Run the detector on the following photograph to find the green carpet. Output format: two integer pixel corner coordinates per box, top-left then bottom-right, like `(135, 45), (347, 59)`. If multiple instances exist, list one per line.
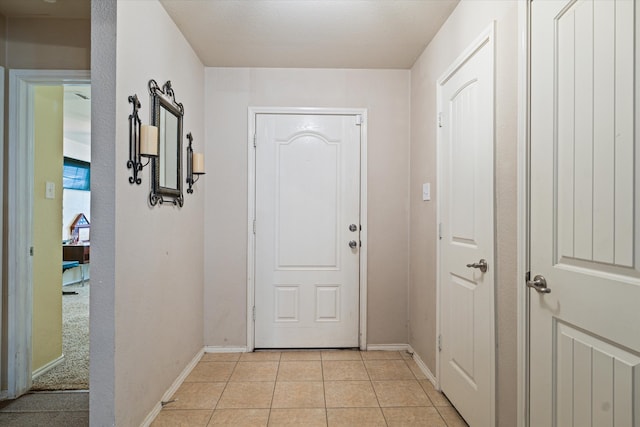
(31, 283), (89, 391)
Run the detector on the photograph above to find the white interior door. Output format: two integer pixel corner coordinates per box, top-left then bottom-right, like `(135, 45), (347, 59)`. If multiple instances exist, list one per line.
(438, 26), (495, 427)
(530, 1), (640, 425)
(254, 113), (361, 348)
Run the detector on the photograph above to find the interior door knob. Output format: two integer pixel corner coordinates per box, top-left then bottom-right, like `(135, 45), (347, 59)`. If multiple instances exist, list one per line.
(527, 275), (551, 294)
(348, 240), (358, 249)
(349, 224), (358, 232)
(466, 259), (488, 273)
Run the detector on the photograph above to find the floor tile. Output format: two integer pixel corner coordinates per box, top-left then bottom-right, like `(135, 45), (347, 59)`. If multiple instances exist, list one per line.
(372, 380), (431, 407)
(201, 353), (242, 362)
(185, 362), (236, 382)
(240, 352), (281, 362)
(324, 381), (379, 408)
(383, 407), (447, 426)
(151, 409), (212, 427)
(216, 382), (275, 409)
(322, 360), (369, 381)
(280, 351), (321, 361)
(321, 350), (362, 361)
(208, 408), (269, 426)
(271, 382), (325, 408)
(268, 408), (327, 426)
(437, 406), (469, 427)
(230, 362), (279, 382)
(326, 408), (386, 426)
(163, 382), (226, 410)
(364, 360), (415, 380)
(361, 350), (403, 360)
(277, 361), (323, 381)
(405, 359), (428, 379)
(419, 380), (451, 407)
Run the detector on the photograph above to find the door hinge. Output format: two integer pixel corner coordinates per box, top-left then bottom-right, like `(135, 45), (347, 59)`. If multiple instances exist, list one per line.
(438, 112), (443, 128)
(438, 223), (443, 240)
(253, 220), (256, 234)
(355, 115), (363, 126)
(29, 246), (34, 256)
(438, 335), (442, 352)
(253, 133), (257, 147)
(252, 306), (256, 321)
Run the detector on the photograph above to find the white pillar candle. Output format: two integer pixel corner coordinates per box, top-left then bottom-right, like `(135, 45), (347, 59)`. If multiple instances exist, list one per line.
(193, 153), (205, 174)
(140, 125), (158, 156)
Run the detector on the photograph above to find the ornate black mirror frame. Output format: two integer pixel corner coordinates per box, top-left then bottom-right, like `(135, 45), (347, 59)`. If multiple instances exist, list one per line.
(148, 79), (184, 207)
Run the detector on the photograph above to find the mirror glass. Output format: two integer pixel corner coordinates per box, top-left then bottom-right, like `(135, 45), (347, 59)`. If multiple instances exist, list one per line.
(148, 80), (184, 206)
(159, 106), (179, 190)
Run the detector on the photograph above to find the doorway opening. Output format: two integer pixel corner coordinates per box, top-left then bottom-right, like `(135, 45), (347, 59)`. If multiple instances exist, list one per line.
(5, 70), (90, 399)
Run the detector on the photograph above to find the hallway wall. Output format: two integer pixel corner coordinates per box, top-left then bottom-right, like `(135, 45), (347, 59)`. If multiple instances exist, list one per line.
(91, 0), (205, 425)
(204, 67), (411, 348)
(408, 1), (519, 426)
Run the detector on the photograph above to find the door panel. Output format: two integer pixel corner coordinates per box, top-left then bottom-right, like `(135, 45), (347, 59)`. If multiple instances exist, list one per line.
(254, 114), (360, 348)
(439, 26), (495, 427)
(530, 1), (640, 425)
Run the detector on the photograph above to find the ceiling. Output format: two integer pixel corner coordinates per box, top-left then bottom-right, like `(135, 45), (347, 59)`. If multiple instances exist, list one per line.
(160, 0), (459, 69)
(64, 85), (91, 147)
(0, 0), (459, 69)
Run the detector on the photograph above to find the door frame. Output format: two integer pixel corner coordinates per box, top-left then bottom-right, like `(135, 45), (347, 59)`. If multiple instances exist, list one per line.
(517, 2), (531, 427)
(5, 69), (90, 399)
(246, 107), (368, 351)
(435, 22), (496, 425)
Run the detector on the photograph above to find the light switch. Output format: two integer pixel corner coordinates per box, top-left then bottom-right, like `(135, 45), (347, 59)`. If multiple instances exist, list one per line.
(45, 181), (55, 199)
(422, 183), (431, 201)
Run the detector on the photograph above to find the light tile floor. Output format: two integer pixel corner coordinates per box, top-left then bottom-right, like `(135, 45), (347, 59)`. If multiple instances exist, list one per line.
(152, 350), (469, 426)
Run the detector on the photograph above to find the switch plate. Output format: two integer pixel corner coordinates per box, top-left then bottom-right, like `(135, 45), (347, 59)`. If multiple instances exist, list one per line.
(422, 183), (431, 201)
(45, 181), (55, 199)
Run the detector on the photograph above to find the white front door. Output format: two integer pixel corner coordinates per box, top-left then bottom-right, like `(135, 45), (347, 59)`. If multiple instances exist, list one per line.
(530, 1), (640, 425)
(254, 113), (361, 348)
(438, 26), (495, 427)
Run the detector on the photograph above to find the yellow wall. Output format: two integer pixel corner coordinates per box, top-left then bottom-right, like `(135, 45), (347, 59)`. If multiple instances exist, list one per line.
(32, 86), (64, 373)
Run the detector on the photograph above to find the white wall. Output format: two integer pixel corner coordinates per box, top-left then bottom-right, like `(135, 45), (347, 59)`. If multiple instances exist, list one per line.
(91, 0), (205, 425)
(408, 1), (519, 426)
(204, 68), (411, 348)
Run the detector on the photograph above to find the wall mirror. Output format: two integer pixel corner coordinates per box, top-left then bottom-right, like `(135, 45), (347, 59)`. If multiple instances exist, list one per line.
(149, 79), (184, 207)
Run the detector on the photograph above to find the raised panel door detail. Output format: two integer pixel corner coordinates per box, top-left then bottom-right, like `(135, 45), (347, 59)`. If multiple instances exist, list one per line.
(449, 81), (479, 247)
(555, 0), (636, 269)
(276, 135), (339, 270)
(315, 285), (340, 322)
(275, 286), (299, 322)
(448, 274), (477, 387)
(555, 322), (640, 427)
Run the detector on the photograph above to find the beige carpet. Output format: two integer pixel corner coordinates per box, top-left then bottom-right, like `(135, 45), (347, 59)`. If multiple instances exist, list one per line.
(31, 283), (89, 391)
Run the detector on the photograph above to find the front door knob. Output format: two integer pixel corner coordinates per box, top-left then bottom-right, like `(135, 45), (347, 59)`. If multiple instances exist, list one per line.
(348, 240), (358, 249)
(349, 224), (358, 232)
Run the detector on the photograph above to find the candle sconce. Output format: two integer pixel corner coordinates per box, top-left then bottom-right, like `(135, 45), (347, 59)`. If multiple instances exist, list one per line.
(127, 94), (158, 185)
(186, 132), (205, 194)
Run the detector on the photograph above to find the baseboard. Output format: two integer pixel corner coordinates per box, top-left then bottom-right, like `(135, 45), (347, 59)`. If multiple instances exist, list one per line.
(204, 346), (248, 353)
(407, 345), (438, 388)
(366, 343), (410, 352)
(32, 354), (65, 380)
(140, 347), (204, 427)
